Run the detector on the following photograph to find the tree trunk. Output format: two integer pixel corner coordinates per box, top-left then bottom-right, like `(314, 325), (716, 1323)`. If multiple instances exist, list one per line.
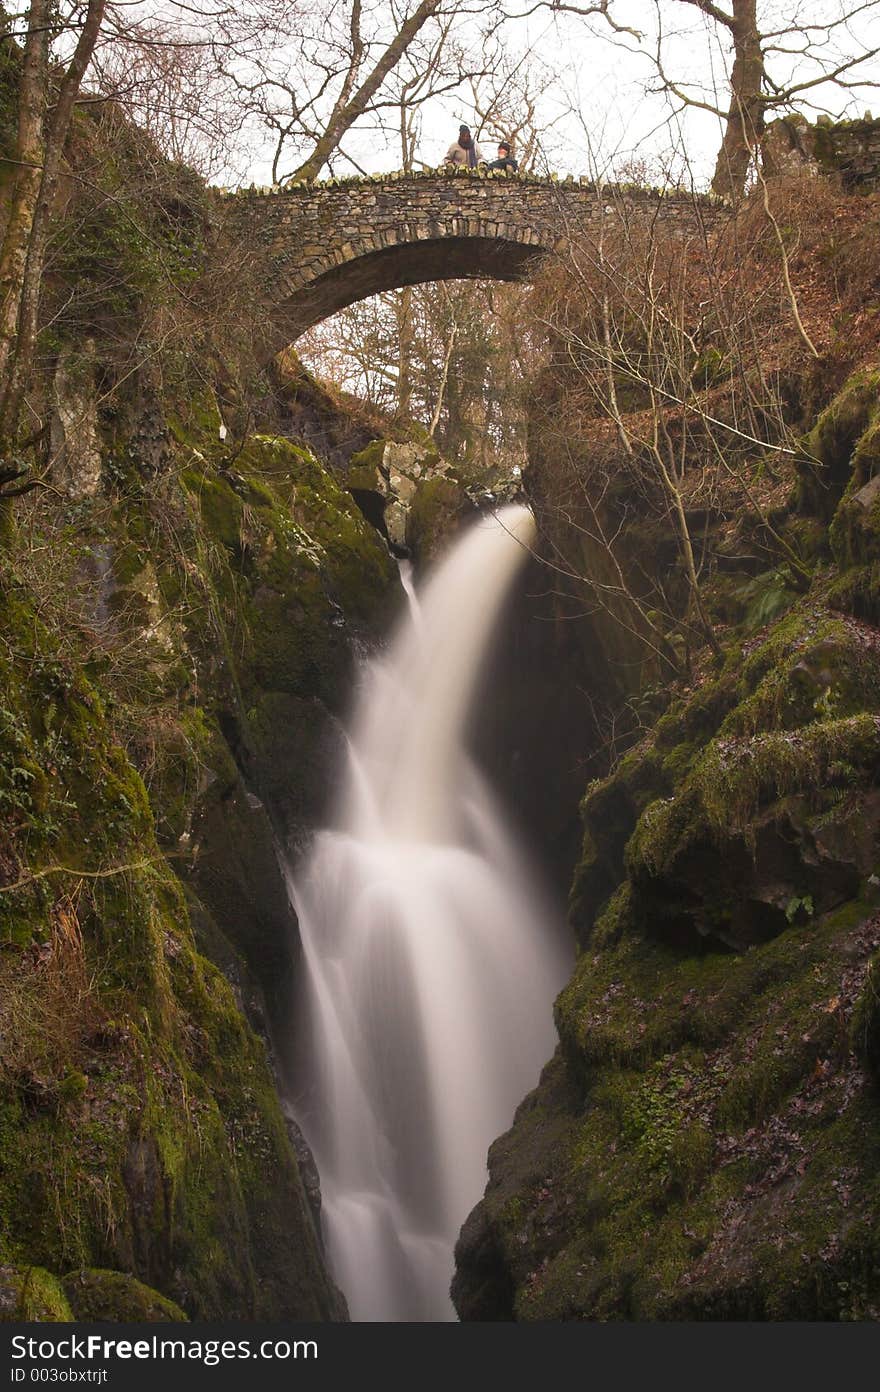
(0, 0), (107, 439)
(710, 0), (764, 200)
(395, 286), (414, 418)
(0, 0), (49, 395)
(429, 314), (456, 439)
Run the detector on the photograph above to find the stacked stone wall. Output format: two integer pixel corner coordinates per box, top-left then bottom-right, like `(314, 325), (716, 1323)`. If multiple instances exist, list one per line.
(218, 170), (722, 347)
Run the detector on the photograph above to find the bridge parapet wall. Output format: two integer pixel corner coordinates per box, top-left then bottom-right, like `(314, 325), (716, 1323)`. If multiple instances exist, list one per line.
(224, 171), (721, 289)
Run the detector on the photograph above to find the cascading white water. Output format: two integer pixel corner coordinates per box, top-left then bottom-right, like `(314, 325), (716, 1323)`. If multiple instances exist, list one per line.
(287, 505), (570, 1321)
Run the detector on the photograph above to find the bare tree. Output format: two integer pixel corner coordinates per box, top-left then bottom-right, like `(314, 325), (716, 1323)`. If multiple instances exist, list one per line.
(0, 0), (484, 504)
(225, 0), (484, 185)
(88, 20), (248, 181)
(467, 46), (569, 168)
(648, 0), (880, 198)
(504, 0), (880, 197)
(527, 175), (834, 670)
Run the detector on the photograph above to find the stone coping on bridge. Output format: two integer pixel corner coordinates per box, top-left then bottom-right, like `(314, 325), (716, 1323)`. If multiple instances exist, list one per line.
(219, 166), (725, 205)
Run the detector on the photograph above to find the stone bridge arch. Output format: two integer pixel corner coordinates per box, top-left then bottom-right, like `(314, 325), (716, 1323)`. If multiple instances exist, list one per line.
(221, 171), (719, 357)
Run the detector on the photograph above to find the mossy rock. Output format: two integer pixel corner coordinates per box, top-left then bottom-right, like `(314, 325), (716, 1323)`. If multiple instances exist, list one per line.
(168, 389), (223, 446)
(181, 469), (245, 553)
(456, 893), (880, 1321)
(0, 1266), (73, 1321)
(406, 476), (474, 564)
(567, 604), (879, 948)
(457, 553), (880, 1320)
(186, 751), (298, 998)
(799, 367), (880, 522)
(829, 562), (880, 625)
(161, 438), (397, 743)
(598, 596), (880, 949)
(569, 747), (669, 943)
(625, 715), (880, 949)
(346, 439), (388, 493)
(62, 1268), (188, 1322)
(245, 690), (338, 843)
(829, 430), (880, 568)
(0, 571), (340, 1320)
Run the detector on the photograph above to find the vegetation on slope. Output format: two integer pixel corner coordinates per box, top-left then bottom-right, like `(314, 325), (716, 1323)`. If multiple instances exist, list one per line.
(0, 92), (406, 1318)
(453, 182), (880, 1321)
(0, 399), (401, 1317)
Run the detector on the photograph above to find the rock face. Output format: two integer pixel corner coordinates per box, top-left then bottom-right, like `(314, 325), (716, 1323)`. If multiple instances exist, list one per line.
(453, 368), (880, 1323)
(345, 436), (474, 557)
(62, 1270), (188, 1322)
(454, 599), (880, 1319)
(50, 342), (102, 498)
(0, 395), (399, 1320)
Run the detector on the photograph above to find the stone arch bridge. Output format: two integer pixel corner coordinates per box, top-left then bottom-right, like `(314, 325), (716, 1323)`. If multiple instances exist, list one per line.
(220, 170), (719, 357)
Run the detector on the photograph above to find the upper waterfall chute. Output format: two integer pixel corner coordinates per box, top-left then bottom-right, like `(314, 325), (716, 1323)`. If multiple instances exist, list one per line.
(350, 504), (536, 843)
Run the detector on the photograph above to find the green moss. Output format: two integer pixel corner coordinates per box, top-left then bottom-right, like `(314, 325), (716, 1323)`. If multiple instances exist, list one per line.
(0, 546), (340, 1318)
(459, 519), (880, 1320)
(0, 1267), (74, 1321)
(56, 1071), (89, 1105)
(63, 1268), (188, 1322)
(168, 437), (397, 727)
(168, 389), (222, 445)
(690, 345), (726, 389)
(590, 884), (633, 950)
(829, 460), (880, 573)
(470, 890), (880, 1322)
(630, 713), (880, 880)
(569, 747), (669, 942)
(660, 740), (699, 783)
(800, 367), (880, 521)
(406, 476), (473, 562)
(828, 563), (880, 625)
(50, 140), (207, 336)
(668, 1121), (715, 1195)
(181, 470), (244, 552)
(346, 439), (387, 492)
(604, 600), (880, 947)
(113, 541), (149, 586)
(142, 705), (215, 846)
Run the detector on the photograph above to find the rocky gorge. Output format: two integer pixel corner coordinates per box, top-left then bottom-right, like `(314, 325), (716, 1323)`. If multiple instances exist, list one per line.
(1, 67), (880, 1322)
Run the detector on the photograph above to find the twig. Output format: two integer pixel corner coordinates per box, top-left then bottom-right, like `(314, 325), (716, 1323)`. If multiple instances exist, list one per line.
(0, 854), (182, 896)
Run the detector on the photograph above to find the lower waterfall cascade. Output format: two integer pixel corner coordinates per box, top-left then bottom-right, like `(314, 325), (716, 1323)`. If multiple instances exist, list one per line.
(287, 505), (571, 1321)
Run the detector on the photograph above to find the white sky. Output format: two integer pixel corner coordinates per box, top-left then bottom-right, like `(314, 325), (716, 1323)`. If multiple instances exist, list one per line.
(236, 0), (880, 189)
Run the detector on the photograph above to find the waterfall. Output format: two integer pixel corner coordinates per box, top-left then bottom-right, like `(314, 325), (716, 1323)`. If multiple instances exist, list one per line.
(286, 505), (570, 1321)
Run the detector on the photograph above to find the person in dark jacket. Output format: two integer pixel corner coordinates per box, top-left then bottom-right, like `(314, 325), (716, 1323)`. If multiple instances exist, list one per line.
(486, 140), (518, 172)
(444, 124), (481, 167)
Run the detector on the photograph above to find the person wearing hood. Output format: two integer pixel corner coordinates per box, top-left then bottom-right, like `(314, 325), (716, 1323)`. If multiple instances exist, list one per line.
(486, 140), (518, 172)
(444, 124), (481, 168)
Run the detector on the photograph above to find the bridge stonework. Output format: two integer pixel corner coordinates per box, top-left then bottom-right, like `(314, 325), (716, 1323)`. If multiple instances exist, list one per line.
(221, 169), (721, 355)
